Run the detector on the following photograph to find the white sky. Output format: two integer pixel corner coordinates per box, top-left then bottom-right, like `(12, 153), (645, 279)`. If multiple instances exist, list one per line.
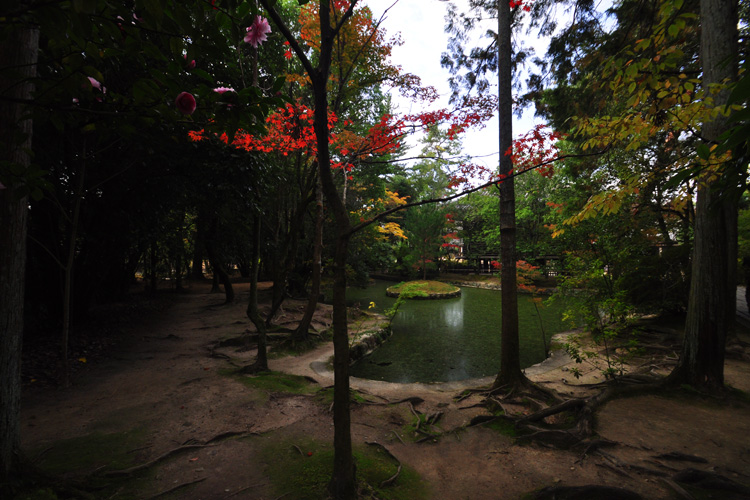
(364, 0), (548, 170)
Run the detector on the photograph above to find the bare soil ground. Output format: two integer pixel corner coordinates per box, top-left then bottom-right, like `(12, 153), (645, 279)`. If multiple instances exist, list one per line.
(20, 280), (750, 499)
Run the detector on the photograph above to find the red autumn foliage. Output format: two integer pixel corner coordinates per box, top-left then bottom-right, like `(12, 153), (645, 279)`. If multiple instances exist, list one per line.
(504, 124), (562, 178)
(509, 0), (532, 12)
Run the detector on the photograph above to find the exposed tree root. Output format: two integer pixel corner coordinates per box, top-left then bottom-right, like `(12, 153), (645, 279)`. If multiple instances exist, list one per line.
(365, 441), (402, 488)
(672, 467), (750, 496)
(103, 430), (256, 478)
(103, 444), (214, 477)
(654, 451), (708, 464)
(144, 477), (206, 499)
(206, 430), (260, 444)
(355, 395), (425, 407)
(467, 373), (666, 449)
(238, 360), (271, 375)
(222, 482), (266, 499)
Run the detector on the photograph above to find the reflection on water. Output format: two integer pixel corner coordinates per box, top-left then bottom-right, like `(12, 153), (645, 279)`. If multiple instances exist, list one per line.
(345, 280), (570, 383)
(442, 301), (464, 330)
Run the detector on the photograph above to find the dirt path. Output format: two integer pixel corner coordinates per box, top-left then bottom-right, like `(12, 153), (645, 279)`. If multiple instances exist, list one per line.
(20, 282), (750, 499)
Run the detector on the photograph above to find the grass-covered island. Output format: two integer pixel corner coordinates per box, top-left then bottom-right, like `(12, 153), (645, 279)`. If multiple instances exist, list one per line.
(385, 280), (461, 299)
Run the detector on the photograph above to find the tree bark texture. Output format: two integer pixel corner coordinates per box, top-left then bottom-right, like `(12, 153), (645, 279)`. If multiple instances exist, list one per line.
(493, 0), (523, 388)
(0, 19), (39, 483)
(671, 0), (738, 389)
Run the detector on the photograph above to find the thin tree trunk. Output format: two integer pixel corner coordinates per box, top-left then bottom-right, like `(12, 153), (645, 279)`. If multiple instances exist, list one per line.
(205, 218), (234, 304)
(260, 1), (358, 496)
(206, 250), (234, 303)
(311, 5), (356, 494)
(493, 0), (524, 388)
(174, 212), (186, 291)
(265, 192), (311, 327)
(294, 176), (324, 341)
(244, 215), (268, 372)
(669, 0), (738, 390)
(60, 142), (87, 388)
(0, 18), (39, 486)
(191, 215), (207, 280)
(191, 239), (205, 280)
(149, 241), (158, 292)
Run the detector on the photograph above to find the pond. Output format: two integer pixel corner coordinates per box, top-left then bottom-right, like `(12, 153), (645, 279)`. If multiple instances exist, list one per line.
(344, 280), (571, 383)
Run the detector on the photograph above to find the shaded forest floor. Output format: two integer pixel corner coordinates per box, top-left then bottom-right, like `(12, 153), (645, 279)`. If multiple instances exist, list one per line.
(19, 280), (750, 499)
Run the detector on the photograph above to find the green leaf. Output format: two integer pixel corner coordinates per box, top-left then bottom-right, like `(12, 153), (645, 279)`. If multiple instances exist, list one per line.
(191, 68), (215, 84)
(143, 0), (165, 25)
(271, 76), (285, 93)
(237, 1), (252, 20)
(696, 143), (711, 160)
(728, 72), (750, 106)
(664, 168), (696, 190)
(72, 0), (97, 13)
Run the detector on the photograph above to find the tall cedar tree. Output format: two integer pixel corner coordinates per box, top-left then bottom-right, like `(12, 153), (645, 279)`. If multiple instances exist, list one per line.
(668, 0), (739, 390)
(494, 0), (525, 387)
(0, 16), (39, 485)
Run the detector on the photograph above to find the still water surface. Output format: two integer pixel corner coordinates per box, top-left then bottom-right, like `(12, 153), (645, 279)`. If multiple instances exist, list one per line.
(345, 280), (570, 383)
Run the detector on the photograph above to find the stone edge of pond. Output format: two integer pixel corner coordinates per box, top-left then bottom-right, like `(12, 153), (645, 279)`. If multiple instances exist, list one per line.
(446, 281), (501, 291)
(348, 318), (392, 364)
(445, 281), (558, 295)
(385, 287), (462, 299)
(309, 330), (579, 392)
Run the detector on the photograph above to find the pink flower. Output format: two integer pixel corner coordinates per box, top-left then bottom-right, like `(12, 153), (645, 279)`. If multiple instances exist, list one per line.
(87, 76), (104, 93)
(244, 16), (271, 48)
(175, 92), (196, 115)
(213, 87), (235, 94)
(184, 54), (196, 69)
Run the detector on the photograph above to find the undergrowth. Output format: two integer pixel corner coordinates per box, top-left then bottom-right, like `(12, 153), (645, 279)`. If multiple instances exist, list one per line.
(13, 427), (152, 499)
(226, 369), (319, 395)
(260, 436), (429, 500)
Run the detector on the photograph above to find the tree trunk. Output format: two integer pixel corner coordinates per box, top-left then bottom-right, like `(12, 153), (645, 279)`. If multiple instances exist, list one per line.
(312, 5), (356, 496)
(205, 218), (234, 304)
(60, 144), (87, 388)
(265, 191), (311, 327)
(294, 176), (324, 341)
(149, 241), (158, 292)
(0, 19), (39, 486)
(207, 251), (234, 303)
(261, 1), (358, 496)
(244, 215), (268, 372)
(191, 241), (205, 280)
(328, 230), (356, 500)
(669, 0), (738, 390)
(493, 0), (524, 388)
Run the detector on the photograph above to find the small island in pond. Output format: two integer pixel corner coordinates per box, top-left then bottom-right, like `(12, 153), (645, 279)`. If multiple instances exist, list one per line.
(385, 280), (461, 299)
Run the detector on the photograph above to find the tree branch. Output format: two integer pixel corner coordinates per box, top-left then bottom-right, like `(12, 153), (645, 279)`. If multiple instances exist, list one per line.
(348, 147), (610, 235)
(259, 0), (315, 79)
